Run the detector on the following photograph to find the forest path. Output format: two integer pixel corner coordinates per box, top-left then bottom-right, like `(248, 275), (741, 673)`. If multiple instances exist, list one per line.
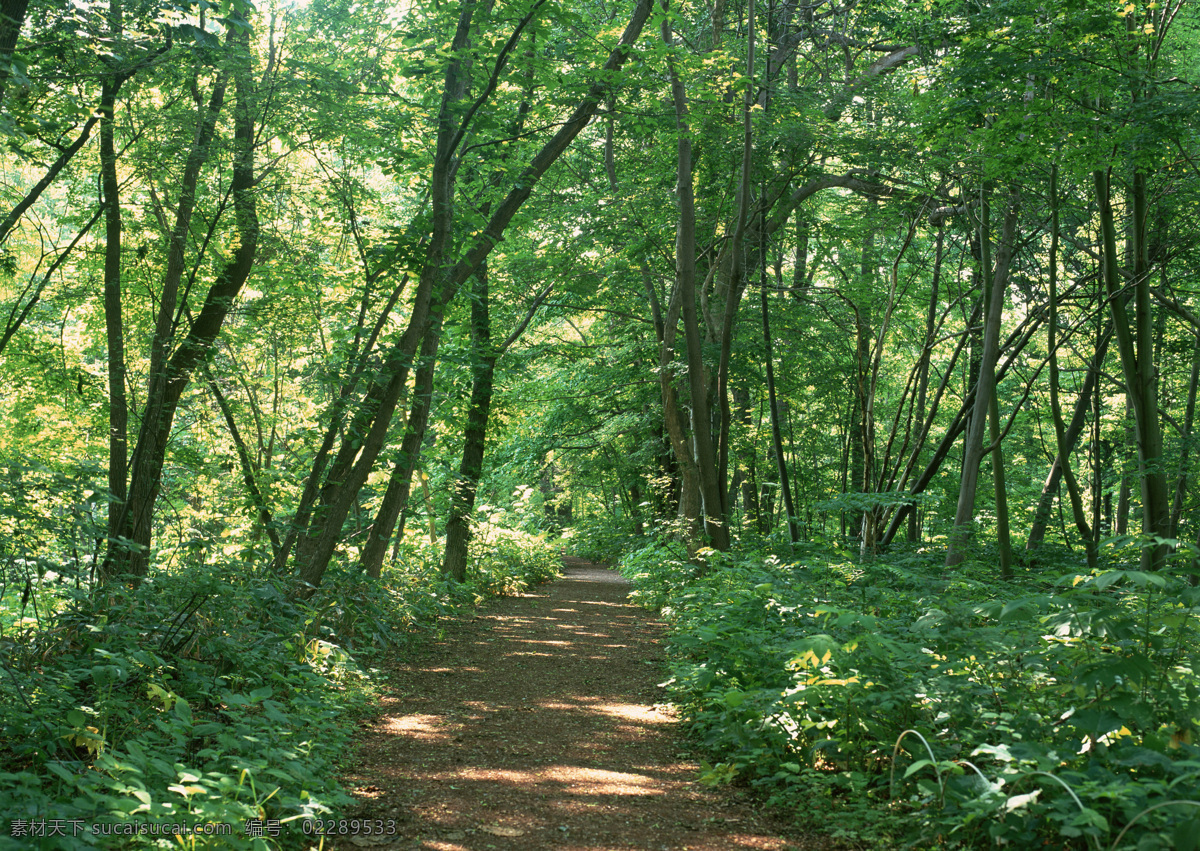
(331, 558), (824, 851)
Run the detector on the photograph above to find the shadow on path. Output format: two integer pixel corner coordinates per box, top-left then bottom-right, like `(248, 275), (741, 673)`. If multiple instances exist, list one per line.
(333, 559), (817, 850)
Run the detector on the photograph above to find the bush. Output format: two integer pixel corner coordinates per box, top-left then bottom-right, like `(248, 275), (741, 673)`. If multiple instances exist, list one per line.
(618, 536), (1200, 848)
(0, 523), (562, 849)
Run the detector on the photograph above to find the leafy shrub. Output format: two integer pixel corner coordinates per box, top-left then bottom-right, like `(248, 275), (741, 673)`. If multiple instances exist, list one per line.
(618, 536), (1200, 848)
(0, 522), (561, 849)
(466, 523), (561, 597)
(563, 514), (643, 564)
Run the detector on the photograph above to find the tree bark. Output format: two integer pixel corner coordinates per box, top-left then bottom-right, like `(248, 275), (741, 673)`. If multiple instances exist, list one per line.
(104, 25), (258, 583)
(661, 3), (729, 552)
(946, 188), (1019, 568)
(762, 281), (798, 544)
(359, 313), (445, 578)
(100, 76), (127, 554)
(442, 263), (496, 583)
(1095, 167), (1170, 569)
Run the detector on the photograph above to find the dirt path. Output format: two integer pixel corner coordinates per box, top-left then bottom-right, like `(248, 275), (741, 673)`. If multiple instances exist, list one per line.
(331, 559), (820, 851)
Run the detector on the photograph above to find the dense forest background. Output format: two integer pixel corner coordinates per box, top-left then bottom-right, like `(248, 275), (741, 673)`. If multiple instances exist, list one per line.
(1, 0), (1199, 847)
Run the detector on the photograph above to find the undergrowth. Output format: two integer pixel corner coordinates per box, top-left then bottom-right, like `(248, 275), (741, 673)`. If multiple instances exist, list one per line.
(0, 526), (560, 849)
(616, 533), (1200, 849)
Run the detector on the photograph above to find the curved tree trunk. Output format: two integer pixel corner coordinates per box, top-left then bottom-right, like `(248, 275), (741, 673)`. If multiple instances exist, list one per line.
(104, 26), (258, 583)
(359, 314), (444, 578)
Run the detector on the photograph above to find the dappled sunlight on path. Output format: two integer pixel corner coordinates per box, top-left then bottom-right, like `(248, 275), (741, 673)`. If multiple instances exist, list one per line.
(334, 559), (819, 850)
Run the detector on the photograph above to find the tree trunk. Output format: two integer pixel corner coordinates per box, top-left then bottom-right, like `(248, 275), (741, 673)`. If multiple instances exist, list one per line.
(359, 314), (444, 578)
(946, 188), (1019, 568)
(103, 26), (258, 583)
(99, 76), (127, 555)
(908, 226), (942, 542)
(661, 8), (729, 552)
(1024, 329), (1109, 551)
(762, 281), (798, 544)
(442, 264), (497, 583)
(1169, 329), (1200, 538)
(988, 389), (1014, 577)
(1095, 167), (1170, 569)
(0, 0), (29, 108)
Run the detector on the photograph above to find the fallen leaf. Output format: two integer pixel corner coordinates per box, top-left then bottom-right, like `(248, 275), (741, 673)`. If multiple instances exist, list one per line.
(479, 825), (525, 837)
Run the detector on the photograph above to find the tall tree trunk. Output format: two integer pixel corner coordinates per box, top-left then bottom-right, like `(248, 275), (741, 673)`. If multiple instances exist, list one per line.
(359, 314), (444, 578)
(104, 26), (258, 583)
(442, 264), (497, 583)
(1041, 166), (1097, 568)
(946, 188), (1019, 568)
(762, 281), (798, 544)
(1095, 167), (1170, 569)
(1024, 329), (1110, 551)
(1169, 330), (1200, 538)
(908, 226), (942, 542)
(661, 5), (729, 552)
(99, 75), (127, 554)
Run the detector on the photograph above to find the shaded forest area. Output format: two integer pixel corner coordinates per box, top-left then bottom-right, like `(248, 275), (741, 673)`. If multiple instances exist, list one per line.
(1, 0), (1198, 846)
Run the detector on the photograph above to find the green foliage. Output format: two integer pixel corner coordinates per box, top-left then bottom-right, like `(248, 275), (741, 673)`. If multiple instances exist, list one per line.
(464, 522), (561, 599)
(0, 525), (559, 849)
(563, 513), (644, 564)
(615, 536), (1200, 848)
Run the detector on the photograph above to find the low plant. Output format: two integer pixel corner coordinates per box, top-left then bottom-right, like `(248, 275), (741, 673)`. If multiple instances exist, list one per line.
(614, 534), (1200, 848)
(0, 520), (562, 849)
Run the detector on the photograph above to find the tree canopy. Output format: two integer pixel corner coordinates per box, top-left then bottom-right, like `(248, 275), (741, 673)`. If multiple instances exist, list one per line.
(2, 0), (1200, 846)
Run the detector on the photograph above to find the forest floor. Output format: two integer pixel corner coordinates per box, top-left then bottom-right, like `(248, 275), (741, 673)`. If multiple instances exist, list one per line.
(326, 558), (837, 851)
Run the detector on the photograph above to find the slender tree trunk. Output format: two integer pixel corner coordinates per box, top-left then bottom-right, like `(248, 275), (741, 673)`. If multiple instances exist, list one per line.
(908, 227), (942, 542)
(661, 6), (728, 552)
(1024, 330), (1109, 551)
(762, 281), (798, 544)
(104, 27), (258, 583)
(947, 188), (1019, 568)
(988, 390), (1014, 577)
(203, 364), (281, 559)
(0, 116), (99, 247)
(1169, 330), (1200, 537)
(1095, 167), (1170, 569)
(359, 314), (444, 578)
(99, 77), (127, 553)
(1037, 166), (1097, 568)
(442, 264), (497, 583)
